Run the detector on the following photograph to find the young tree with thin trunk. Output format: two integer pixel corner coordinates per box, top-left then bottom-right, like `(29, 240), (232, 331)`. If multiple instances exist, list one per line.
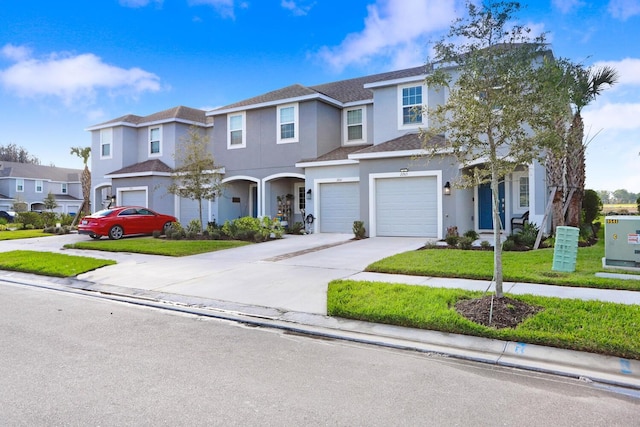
(423, 1), (561, 298)
(70, 146), (92, 217)
(167, 126), (222, 233)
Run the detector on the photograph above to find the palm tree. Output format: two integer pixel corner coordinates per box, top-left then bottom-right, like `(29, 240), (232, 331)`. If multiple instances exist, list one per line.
(564, 65), (618, 227)
(70, 146), (91, 218)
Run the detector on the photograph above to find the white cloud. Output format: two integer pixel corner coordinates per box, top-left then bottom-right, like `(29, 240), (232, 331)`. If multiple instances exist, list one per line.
(583, 102), (640, 131)
(316, 0), (459, 72)
(0, 46), (161, 106)
(1, 44), (31, 62)
(188, 0), (247, 19)
(593, 58), (640, 87)
(551, 0), (585, 14)
(119, 0), (163, 8)
(608, 0), (640, 20)
(281, 0), (315, 16)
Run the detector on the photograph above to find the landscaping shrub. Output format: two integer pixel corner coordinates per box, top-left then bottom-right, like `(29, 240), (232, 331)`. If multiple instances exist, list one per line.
(353, 220), (366, 239)
(458, 236), (474, 250)
(513, 222), (539, 248)
(41, 211), (57, 227)
(59, 213), (75, 226)
(289, 221), (304, 235)
(16, 212), (43, 229)
(445, 235), (459, 247)
(480, 240), (491, 250)
(463, 229), (479, 241)
(187, 219), (202, 234)
(502, 238), (515, 251)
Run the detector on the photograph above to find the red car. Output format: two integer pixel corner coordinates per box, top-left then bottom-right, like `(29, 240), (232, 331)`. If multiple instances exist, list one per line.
(78, 206), (177, 240)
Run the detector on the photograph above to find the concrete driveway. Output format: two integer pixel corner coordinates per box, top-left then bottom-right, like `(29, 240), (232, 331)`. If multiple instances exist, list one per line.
(42, 233), (426, 315)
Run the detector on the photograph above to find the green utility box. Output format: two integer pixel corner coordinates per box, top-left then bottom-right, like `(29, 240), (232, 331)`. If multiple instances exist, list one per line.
(552, 226), (579, 273)
(604, 216), (640, 269)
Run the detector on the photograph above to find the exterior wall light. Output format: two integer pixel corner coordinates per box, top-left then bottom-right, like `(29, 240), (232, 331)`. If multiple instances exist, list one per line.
(306, 189), (312, 199)
(444, 181), (451, 195)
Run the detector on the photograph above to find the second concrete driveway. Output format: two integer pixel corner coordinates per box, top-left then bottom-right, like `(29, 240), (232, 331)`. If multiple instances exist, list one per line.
(76, 233), (427, 314)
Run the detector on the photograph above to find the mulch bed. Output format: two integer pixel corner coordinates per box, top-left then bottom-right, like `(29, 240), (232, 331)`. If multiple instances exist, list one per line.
(455, 295), (543, 329)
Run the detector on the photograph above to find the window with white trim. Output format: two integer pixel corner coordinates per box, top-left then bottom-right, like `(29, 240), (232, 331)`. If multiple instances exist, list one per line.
(294, 182), (306, 214)
(228, 112), (246, 149)
(399, 84), (424, 128)
(35, 180), (43, 193)
(100, 128), (112, 159)
(16, 179), (24, 192)
(344, 107), (366, 144)
(277, 104), (298, 143)
(61, 183), (68, 194)
(149, 126), (162, 156)
(519, 176), (529, 208)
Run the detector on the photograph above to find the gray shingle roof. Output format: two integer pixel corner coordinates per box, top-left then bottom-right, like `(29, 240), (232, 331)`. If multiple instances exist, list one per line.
(0, 161), (82, 181)
(107, 159), (173, 175)
(299, 145), (372, 163)
(213, 65), (428, 112)
(352, 133), (445, 154)
(93, 105), (208, 127)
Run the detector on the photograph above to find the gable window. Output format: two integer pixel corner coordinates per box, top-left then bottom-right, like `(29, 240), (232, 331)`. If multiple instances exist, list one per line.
(35, 180), (43, 193)
(344, 107), (366, 144)
(61, 183), (68, 194)
(100, 128), (112, 159)
(399, 84), (424, 128)
(149, 126), (162, 156)
(277, 103), (298, 143)
(519, 176), (529, 208)
(228, 112), (246, 149)
(16, 179), (24, 192)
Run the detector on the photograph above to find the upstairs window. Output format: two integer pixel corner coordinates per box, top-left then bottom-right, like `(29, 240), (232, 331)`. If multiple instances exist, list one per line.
(35, 180), (43, 193)
(399, 84), (423, 127)
(277, 104), (298, 143)
(16, 179), (24, 192)
(228, 112), (246, 149)
(149, 126), (162, 156)
(100, 128), (112, 159)
(344, 107), (366, 144)
(61, 183), (68, 194)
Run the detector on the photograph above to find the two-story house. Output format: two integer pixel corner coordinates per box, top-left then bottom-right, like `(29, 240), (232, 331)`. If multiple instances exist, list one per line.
(0, 161), (83, 215)
(87, 65), (547, 238)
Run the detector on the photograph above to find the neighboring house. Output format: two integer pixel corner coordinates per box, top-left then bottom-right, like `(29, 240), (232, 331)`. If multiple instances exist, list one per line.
(0, 161), (83, 215)
(87, 65), (547, 238)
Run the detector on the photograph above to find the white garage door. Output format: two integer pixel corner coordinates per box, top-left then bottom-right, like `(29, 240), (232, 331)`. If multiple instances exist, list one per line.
(376, 176), (438, 237)
(319, 182), (359, 233)
(180, 197), (202, 226)
(120, 190), (146, 207)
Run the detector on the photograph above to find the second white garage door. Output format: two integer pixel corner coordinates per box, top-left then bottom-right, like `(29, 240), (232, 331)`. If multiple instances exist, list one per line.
(319, 182), (359, 233)
(119, 190), (146, 207)
(375, 176), (438, 237)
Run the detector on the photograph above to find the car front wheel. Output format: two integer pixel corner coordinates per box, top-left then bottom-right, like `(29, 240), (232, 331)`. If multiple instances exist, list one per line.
(108, 225), (124, 240)
(163, 222), (173, 235)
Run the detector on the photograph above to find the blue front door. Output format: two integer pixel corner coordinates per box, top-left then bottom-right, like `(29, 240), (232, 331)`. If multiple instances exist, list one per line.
(478, 181), (505, 230)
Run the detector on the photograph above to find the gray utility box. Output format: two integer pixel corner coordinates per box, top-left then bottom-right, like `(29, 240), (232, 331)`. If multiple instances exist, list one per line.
(604, 215), (640, 269)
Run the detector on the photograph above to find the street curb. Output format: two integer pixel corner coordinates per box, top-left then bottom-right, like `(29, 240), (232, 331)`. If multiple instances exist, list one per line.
(3, 272), (638, 391)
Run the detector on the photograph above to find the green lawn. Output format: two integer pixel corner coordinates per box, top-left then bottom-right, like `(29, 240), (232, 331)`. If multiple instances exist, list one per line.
(327, 280), (640, 359)
(0, 229), (54, 240)
(366, 236), (640, 291)
(64, 237), (251, 256)
(0, 250), (116, 277)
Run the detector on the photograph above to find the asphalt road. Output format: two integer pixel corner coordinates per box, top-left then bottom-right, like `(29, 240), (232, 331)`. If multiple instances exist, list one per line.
(1, 281), (638, 426)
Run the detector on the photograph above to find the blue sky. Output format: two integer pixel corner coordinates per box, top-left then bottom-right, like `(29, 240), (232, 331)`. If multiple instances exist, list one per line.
(1, 0), (638, 192)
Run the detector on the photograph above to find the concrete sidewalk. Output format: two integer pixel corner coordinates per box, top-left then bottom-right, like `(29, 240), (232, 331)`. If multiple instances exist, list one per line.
(1, 232), (639, 391)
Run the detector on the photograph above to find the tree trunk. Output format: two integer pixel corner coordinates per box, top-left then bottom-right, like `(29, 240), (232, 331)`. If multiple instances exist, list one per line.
(546, 150), (565, 233)
(491, 167), (504, 298)
(565, 114), (585, 227)
(81, 166), (91, 216)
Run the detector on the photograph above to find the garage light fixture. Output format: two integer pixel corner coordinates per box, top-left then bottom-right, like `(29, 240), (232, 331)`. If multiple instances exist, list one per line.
(444, 182), (451, 195)
(306, 189), (312, 199)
